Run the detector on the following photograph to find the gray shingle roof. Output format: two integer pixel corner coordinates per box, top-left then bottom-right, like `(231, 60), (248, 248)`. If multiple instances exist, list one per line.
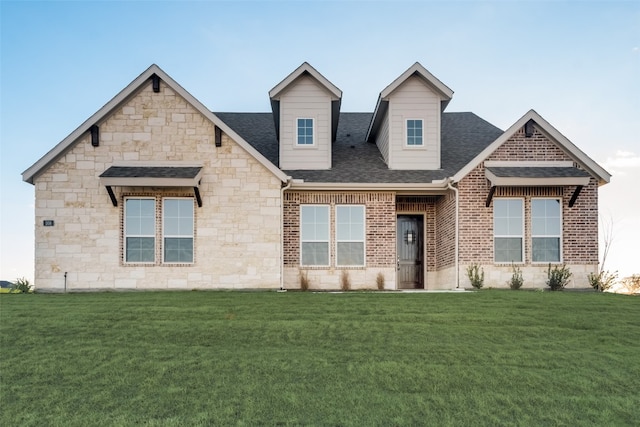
(100, 166), (202, 179)
(215, 112), (503, 183)
(486, 167), (591, 179)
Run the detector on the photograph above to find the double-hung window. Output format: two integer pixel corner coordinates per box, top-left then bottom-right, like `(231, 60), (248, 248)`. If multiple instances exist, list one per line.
(124, 197), (195, 264)
(532, 199), (562, 263)
(124, 198), (156, 263)
(297, 118), (314, 146)
(300, 205), (329, 266)
(336, 205), (365, 266)
(406, 119), (423, 146)
(163, 198), (194, 263)
(494, 199), (524, 263)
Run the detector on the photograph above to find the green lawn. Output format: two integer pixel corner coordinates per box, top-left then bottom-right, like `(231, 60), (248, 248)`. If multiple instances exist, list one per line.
(1, 291), (639, 426)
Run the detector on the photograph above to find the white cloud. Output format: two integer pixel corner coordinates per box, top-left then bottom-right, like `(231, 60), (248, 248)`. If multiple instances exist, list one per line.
(603, 150), (640, 175)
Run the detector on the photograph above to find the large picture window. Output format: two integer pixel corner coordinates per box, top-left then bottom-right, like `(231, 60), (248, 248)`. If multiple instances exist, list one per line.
(163, 198), (194, 263)
(336, 205), (365, 266)
(494, 199), (523, 263)
(406, 119), (423, 146)
(124, 198), (156, 263)
(300, 205), (329, 266)
(296, 118), (314, 145)
(532, 198), (562, 263)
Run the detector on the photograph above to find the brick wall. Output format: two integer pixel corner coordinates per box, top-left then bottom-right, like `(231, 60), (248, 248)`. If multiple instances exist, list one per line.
(283, 191), (396, 268)
(435, 192), (456, 269)
(455, 126), (599, 287)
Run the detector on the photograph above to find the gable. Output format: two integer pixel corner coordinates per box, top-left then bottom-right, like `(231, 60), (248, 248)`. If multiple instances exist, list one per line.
(23, 65), (287, 185)
(452, 110), (611, 185)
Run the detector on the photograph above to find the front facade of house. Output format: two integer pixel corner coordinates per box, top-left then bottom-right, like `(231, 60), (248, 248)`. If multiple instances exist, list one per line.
(23, 63), (610, 291)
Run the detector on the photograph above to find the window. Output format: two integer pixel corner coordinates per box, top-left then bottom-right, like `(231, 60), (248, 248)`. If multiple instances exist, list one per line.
(124, 198), (156, 263)
(163, 198), (194, 263)
(406, 119), (423, 146)
(297, 118), (314, 145)
(300, 205), (329, 265)
(532, 199), (561, 263)
(494, 199), (523, 263)
(336, 205), (365, 266)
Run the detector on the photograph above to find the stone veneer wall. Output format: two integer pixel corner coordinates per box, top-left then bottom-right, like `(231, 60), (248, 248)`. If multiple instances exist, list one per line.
(33, 81), (283, 291)
(456, 126), (599, 288)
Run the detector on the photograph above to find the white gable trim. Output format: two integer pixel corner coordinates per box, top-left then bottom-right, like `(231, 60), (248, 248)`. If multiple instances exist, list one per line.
(22, 64), (288, 184)
(268, 62), (342, 100)
(366, 62), (453, 143)
(380, 62), (453, 101)
(452, 110), (611, 185)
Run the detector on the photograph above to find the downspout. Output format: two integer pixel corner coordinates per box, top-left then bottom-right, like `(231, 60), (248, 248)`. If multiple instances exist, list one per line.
(279, 177), (293, 291)
(447, 180), (460, 288)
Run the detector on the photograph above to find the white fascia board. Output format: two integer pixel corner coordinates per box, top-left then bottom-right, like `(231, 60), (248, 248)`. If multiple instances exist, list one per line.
(453, 109), (611, 185)
(528, 113), (611, 185)
(288, 181), (449, 193)
(22, 65), (162, 184)
(100, 176), (200, 187)
(484, 160), (574, 168)
(485, 169), (591, 187)
(268, 62), (342, 100)
(111, 161), (204, 167)
(23, 64), (289, 185)
(380, 62), (453, 101)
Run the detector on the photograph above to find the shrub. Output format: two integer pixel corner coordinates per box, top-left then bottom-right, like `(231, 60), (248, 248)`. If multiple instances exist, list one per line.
(508, 264), (524, 290)
(620, 274), (640, 294)
(587, 270), (618, 292)
(546, 264), (572, 291)
(376, 272), (385, 290)
(299, 270), (310, 291)
(12, 277), (31, 294)
(466, 263), (484, 289)
(340, 270), (351, 291)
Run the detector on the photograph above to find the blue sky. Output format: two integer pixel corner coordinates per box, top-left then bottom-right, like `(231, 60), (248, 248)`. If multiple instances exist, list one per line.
(1, 1), (639, 283)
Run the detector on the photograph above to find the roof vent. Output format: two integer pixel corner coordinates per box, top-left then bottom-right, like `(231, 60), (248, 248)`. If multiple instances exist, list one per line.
(152, 74), (161, 93)
(524, 119), (535, 138)
(90, 125), (99, 147)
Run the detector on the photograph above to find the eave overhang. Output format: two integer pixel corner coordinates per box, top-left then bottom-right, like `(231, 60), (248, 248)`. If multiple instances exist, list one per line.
(99, 165), (204, 207)
(366, 62), (453, 143)
(484, 165), (592, 208)
(453, 110), (611, 186)
(22, 64), (288, 185)
(268, 62), (343, 144)
(288, 179), (450, 194)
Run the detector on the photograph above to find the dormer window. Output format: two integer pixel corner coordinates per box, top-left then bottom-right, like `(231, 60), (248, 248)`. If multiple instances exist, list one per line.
(297, 118), (314, 146)
(406, 119), (423, 146)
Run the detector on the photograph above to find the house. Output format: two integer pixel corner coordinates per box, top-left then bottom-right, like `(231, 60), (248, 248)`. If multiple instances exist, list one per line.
(22, 63), (610, 291)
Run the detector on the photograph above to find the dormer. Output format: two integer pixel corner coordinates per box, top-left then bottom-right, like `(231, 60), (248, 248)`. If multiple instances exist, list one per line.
(366, 63), (453, 170)
(269, 63), (342, 170)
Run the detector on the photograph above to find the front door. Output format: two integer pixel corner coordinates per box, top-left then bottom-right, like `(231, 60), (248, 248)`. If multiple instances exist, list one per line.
(396, 215), (424, 289)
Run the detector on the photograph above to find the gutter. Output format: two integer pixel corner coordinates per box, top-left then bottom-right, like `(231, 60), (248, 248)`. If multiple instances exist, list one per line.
(279, 177), (293, 291)
(289, 180), (450, 193)
(447, 179), (460, 288)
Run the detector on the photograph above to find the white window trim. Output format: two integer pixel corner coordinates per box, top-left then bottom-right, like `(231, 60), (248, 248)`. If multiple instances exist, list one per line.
(300, 204), (330, 267)
(404, 118), (425, 149)
(493, 197), (525, 264)
(531, 197), (563, 264)
(335, 205), (366, 267)
(123, 197), (156, 264)
(162, 197), (195, 265)
(295, 117), (316, 148)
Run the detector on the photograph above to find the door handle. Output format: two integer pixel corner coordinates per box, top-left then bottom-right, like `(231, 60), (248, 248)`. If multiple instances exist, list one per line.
(397, 257), (400, 271)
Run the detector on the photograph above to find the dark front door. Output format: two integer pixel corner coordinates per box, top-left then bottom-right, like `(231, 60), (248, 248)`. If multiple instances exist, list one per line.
(397, 215), (424, 289)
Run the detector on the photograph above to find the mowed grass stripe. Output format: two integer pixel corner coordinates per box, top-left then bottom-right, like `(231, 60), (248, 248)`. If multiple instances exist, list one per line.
(1, 291), (638, 426)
